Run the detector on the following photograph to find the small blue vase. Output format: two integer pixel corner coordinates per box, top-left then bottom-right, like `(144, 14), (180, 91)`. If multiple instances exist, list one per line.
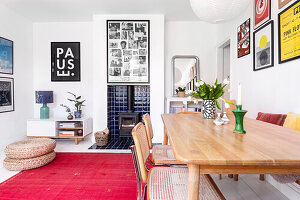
(74, 111), (81, 119)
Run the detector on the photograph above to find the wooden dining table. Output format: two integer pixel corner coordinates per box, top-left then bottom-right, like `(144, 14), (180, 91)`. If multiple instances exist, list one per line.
(162, 113), (300, 200)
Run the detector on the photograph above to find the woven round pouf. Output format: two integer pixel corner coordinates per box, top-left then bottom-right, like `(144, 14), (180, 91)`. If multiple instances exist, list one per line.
(4, 151), (56, 171)
(5, 138), (56, 159)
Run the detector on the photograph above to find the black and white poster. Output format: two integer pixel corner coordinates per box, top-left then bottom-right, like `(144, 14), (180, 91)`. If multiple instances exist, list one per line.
(107, 20), (150, 83)
(51, 42), (80, 82)
(253, 21), (274, 71)
(0, 77), (14, 113)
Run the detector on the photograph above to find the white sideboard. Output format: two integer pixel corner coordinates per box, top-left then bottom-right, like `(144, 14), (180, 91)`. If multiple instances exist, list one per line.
(166, 96), (202, 113)
(27, 118), (93, 145)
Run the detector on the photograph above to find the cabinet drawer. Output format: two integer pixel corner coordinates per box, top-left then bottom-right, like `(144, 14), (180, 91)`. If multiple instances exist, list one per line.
(27, 120), (56, 137)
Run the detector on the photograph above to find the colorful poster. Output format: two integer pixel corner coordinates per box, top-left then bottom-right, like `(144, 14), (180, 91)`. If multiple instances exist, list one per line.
(253, 21), (274, 71)
(254, 0), (271, 29)
(278, 0), (300, 63)
(107, 20), (150, 84)
(278, 0), (293, 9)
(0, 37), (13, 75)
(237, 18), (250, 58)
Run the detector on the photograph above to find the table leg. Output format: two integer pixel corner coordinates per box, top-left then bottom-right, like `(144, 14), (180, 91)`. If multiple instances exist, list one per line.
(188, 164), (200, 200)
(163, 128), (168, 145)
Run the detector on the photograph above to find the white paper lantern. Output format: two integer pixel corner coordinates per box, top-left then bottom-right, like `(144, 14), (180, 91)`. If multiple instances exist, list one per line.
(190, 0), (250, 23)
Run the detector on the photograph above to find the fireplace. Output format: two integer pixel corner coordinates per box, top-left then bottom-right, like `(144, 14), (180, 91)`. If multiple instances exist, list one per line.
(119, 85), (141, 139)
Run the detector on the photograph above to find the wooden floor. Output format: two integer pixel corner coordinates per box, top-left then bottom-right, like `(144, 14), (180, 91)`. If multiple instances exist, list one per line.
(212, 174), (288, 200)
(0, 136), (290, 199)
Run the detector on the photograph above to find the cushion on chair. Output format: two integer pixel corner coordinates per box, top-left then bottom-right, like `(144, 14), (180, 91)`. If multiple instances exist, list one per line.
(283, 113), (300, 131)
(256, 112), (287, 126)
(5, 138), (56, 159)
(4, 151), (56, 171)
(148, 167), (224, 200)
(152, 145), (183, 165)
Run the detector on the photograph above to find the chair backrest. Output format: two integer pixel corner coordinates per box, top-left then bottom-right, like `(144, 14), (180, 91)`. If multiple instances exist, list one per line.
(226, 99), (236, 115)
(131, 122), (150, 184)
(142, 113), (154, 149)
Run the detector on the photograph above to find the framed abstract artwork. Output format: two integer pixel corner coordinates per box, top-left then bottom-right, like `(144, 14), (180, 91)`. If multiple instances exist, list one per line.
(278, 0), (300, 64)
(253, 20), (274, 71)
(237, 18), (250, 58)
(107, 20), (150, 84)
(254, 0), (271, 29)
(0, 77), (14, 113)
(51, 42), (81, 82)
(278, 0), (293, 9)
(0, 37), (13, 75)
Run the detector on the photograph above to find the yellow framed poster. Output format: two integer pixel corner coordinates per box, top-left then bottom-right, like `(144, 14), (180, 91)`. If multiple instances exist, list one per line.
(278, 0), (300, 64)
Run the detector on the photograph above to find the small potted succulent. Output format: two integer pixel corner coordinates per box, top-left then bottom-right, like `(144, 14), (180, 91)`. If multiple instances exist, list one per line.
(60, 104), (73, 120)
(176, 87), (186, 98)
(67, 92), (86, 119)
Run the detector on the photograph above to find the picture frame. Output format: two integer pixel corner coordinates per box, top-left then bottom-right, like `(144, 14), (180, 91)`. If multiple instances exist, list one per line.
(253, 20), (274, 71)
(0, 77), (14, 113)
(237, 18), (251, 58)
(278, 0), (300, 64)
(254, 0), (271, 30)
(107, 20), (150, 84)
(51, 42), (81, 82)
(0, 37), (13, 75)
(278, 0), (293, 9)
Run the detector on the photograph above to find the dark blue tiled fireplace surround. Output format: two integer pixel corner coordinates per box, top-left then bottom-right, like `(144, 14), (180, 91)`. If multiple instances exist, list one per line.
(89, 85), (150, 150)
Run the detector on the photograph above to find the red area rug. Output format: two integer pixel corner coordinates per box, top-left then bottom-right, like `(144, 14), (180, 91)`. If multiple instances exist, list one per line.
(0, 153), (137, 200)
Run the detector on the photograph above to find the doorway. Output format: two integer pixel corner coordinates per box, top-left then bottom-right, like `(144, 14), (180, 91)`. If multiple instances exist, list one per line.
(217, 39), (231, 112)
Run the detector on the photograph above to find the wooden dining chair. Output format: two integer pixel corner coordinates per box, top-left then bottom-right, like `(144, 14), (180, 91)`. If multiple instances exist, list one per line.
(142, 113), (183, 165)
(131, 123), (225, 200)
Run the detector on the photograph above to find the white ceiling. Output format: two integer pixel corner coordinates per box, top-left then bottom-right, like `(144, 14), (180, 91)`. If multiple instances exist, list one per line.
(0, 0), (200, 22)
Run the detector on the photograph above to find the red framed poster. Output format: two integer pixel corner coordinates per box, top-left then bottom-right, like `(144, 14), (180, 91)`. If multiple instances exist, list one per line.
(237, 18), (250, 58)
(254, 0), (271, 29)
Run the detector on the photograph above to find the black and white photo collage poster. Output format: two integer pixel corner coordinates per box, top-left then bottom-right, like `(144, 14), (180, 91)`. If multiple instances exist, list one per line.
(107, 20), (149, 83)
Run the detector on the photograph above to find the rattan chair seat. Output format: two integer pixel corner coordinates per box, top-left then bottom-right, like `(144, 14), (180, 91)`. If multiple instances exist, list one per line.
(152, 145), (183, 165)
(148, 167), (223, 200)
(5, 138), (56, 159)
(4, 151), (56, 171)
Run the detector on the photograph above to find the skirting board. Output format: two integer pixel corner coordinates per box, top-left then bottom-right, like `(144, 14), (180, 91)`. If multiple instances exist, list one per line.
(266, 175), (300, 199)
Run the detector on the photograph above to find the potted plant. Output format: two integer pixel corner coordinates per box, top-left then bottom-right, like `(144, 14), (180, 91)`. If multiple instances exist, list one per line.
(60, 104), (73, 120)
(191, 79), (232, 119)
(67, 92), (86, 119)
(176, 87), (186, 98)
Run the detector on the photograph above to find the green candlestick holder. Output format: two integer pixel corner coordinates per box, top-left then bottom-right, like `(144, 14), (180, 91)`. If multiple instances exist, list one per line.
(232, 105), (247, 134)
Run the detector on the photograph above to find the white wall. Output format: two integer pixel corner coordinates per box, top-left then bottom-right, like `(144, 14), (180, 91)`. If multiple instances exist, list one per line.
(0, 5), (33, 150)
(215, 1), (300, 198)
(93, 15), (165, 143)
(216, 1), (300, 119)
(165, 21), (218, 99)
(33, 22), (93, 119)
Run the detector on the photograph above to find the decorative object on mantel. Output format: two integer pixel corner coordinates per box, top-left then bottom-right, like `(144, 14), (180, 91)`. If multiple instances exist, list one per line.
(232, 84), (247, 134)
(51, 42), (80, 82)
(189, 0), (250, 23)
(36, 91), (53, 119)
(0, 37), (13, 75)
(176, 87), (186, 98)
(67, 92), (85, 119)
(214, 113), (224, 126)
(0, 77), (14, 113)
(107, 20), (150, 83)
(60, 104), (73, 120)
(191, 79), (232, 119)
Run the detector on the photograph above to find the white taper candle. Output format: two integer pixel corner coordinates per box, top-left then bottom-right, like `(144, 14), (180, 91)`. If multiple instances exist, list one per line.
(237, 83), (242, 105)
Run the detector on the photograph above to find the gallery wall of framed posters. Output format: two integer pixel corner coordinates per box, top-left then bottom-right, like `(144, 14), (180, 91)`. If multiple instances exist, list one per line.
(254, 0), (271, 29)
(238, 18), (251, 58)
(278, 0), (300, 64)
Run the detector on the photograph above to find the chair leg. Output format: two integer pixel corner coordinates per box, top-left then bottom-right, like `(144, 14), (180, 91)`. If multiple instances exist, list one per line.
(228, 174), (233, 178)
(142, 184), (147, 200)
(234, 174), (239, 181)
(163, 128), (168, 145)
(259, 174), (265, 181)
(219, 174), (222, 179)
